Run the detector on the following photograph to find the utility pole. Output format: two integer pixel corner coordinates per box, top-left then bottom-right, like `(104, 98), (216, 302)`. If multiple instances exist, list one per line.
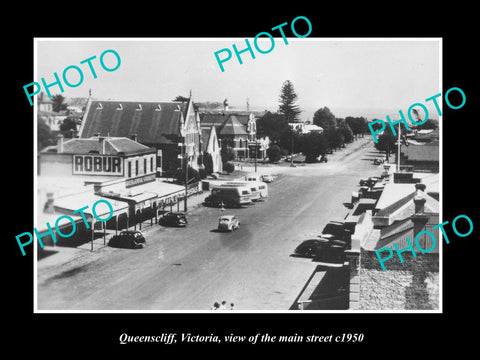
(178, 141), (189, 212)
(254, 141), (257, 173)
(397, 124), (401, 172)
(290, 130), (294, 167)
(184, 150), (188, 212)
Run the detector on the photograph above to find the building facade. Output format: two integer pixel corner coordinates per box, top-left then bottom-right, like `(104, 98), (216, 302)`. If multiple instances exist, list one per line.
(39, 135), (157, 185)
(199, 111), (270, 159)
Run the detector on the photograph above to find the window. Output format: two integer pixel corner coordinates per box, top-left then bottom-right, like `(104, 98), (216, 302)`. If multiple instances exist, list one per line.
(144, 158), (147, 174)
(150, 157), (153, 172)
(128, 161), (131, 178)
(135, 160), (139, 176)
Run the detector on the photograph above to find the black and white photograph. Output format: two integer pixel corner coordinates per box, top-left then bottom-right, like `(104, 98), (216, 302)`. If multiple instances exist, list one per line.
(33, 38), (442, 312)
(7, 5), (478, 354)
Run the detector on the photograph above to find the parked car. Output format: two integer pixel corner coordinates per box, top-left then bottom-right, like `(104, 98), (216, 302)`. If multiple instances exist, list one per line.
(293, 238), (330, 257)
(204, 195), (221, 207)
(373, 157), (384, 165)
(217, 215), (240, 232)
(316, 155), (328, 163)
(160, 212), (188, 227)
(108, 230), (146, 249)
(359, 177), (379, 187)
(261, 174), (274, 183)
(320, 221), (347, 241)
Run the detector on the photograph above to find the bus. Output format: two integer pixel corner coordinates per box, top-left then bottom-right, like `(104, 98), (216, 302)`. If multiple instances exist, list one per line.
(206, 185), (252, 208)
(223, 181), (268, 201)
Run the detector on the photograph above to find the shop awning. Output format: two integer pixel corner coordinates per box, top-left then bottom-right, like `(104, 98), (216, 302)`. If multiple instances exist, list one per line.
(53, 192), (129, 219)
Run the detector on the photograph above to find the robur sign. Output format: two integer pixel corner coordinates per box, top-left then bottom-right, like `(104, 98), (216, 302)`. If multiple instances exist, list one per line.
(73, 155), (123, 175)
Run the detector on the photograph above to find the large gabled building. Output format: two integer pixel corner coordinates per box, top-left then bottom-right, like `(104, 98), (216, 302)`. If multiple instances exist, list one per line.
(199, 111), (269, 159)
(78, 97), (202, 176)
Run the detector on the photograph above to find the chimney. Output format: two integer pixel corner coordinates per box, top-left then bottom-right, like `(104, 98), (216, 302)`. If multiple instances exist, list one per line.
(98, 136), (106, 154)
(57, 134), (64, 153)
(131, 134), (138, 142)
(415, 183), (426, 192)
(414, 196), (426, 213)
(43, 192), (55, 214)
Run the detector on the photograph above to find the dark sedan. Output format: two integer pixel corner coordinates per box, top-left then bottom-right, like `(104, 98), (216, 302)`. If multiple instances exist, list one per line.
(159, 212), (188, 227)
(293, 238), (330, 257)
(108, 230), (146, 249)
(359, 177), (380, 187)
(320, 221), (347, 241)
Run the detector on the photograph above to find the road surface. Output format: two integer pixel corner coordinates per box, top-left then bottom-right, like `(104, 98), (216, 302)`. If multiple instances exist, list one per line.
(37, 137), (384, 311)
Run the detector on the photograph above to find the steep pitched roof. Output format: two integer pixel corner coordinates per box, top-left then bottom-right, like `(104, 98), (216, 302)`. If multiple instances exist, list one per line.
(200, 113), (252, 135)
(200, 113), (230, 133)
(218, 115), (248, 136)
(79, 100), (189, 144)
(200, 127), (212, 152)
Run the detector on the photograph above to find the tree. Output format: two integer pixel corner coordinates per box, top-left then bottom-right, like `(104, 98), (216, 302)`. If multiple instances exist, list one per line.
(174, 165), (200, 184)
(323, 127), (337, 151)
(59, 117), (77, 138)
(203, 152), (214, 174)
(337, 120), (354, 144)
(223, 162), (235, 173)
(300, 132), (328, 163)
(412, 118), (439, 130)
(220, 145), (235, 164)
(313, 107), (336, 129)
(173, 95), (190, 102)
(51, 94), (67, 113)
(345, 116), (369, 138)
(277, 126), (301, 154)
(266, 144), (282, 163)
(256, 111), (289, 144)
(37, 117), (54, 151)
(375, 126), (396, 161)
(278, 80), (301, 123)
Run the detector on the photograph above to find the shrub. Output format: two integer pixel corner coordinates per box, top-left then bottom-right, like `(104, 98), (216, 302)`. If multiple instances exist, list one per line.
(266, 144), (282, 163)
(198, 168), (207, 179)
(175, 165), (200, 183)
(203, 152), (214, 174)
(223, 161), (235, 173)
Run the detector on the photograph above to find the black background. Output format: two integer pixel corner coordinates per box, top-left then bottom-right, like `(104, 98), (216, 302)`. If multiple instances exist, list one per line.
(7, 3), (477, 355)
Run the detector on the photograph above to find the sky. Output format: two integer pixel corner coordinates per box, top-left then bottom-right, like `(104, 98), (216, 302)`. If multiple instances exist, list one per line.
(35, 38), (441, 121)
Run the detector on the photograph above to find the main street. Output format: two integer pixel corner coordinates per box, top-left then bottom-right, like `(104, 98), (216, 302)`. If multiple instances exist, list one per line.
(37, 137), (384, 311)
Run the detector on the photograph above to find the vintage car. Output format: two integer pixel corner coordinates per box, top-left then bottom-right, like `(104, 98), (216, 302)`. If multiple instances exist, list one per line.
(108, 230), (146, 249)
(159, 212), (188, 227)
(217, 215), (240, 232)
(261, 174), (274, 183)
(293, 238), (330, 257)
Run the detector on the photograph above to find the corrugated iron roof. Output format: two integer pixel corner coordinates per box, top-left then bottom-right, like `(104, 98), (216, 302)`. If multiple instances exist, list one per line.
(57, 137), (153, 155)
(80, 100), (188, 144)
